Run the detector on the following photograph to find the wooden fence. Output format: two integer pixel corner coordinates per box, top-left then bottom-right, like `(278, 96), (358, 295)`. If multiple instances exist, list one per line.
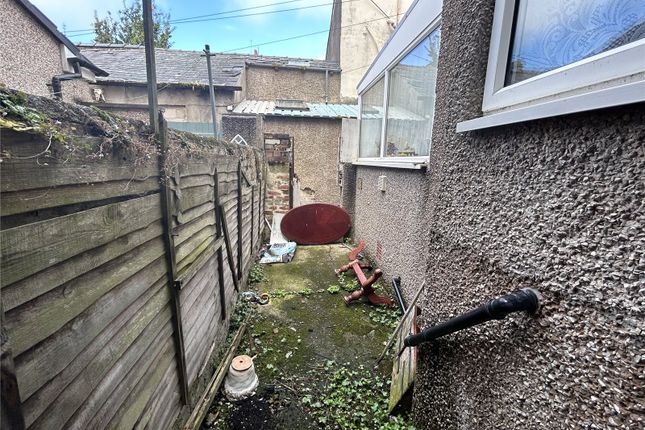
(0, 97), (265, 430)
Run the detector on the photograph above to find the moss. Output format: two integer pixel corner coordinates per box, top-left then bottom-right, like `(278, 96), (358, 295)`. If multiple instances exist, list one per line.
(0, 89), (44, 131)
(207, 244), (404, 429)
(90, 106), (115, 124)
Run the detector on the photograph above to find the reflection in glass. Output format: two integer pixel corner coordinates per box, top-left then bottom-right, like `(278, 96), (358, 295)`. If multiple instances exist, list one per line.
(506, 0), (645, 85)
(385, 28), (440, 157)
(359, 78), (385, 158)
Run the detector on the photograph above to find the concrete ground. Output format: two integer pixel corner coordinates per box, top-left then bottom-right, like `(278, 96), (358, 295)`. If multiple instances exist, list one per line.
(204, 245), (413, 430)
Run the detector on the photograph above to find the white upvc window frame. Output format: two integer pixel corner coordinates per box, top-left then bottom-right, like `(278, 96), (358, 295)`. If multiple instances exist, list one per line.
(457, 0), (645, 132)
(356, 16), (441, 170)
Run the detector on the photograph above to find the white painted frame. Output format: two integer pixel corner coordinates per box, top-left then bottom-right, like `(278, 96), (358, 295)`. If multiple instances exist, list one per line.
(458, 0), (645, 131)
(355, 0), (442, 169)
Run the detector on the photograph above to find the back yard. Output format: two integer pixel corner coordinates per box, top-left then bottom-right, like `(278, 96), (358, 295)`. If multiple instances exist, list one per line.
(205, 245), (414, 430)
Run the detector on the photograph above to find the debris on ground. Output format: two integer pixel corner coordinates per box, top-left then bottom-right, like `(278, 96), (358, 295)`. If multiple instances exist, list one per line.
(203, 245), (415, 430)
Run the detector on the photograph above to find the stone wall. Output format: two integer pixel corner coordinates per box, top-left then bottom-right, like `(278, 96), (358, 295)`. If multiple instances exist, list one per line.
(245, 66), (341, 104)
(412, 0), (645, 428)
(263, 117), (342, 206)
(0, 0), (62, 97)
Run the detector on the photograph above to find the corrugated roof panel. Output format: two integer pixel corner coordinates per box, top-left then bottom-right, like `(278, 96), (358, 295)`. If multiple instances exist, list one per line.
(232, 100), (359, 118)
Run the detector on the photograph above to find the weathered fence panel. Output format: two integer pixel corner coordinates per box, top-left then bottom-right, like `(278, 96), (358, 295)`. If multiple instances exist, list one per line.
(0, 91), (265, 430)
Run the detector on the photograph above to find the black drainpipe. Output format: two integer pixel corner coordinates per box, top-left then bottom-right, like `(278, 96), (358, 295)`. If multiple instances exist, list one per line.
(391, 276), (406, 314)
(404, 288), (541, 348)
(51, 73), (82, 100)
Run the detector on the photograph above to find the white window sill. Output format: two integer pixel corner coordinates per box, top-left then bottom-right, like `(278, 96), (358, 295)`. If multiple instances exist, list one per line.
(456, 80), (645, 133)
(353, 157), (428, 169)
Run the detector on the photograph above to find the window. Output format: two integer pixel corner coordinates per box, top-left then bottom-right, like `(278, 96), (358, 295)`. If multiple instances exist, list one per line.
(357, 26), (441, 167)
(385, 30), (440, 157)
(458, 0), (645, 131)
(358, 78), (384, 158)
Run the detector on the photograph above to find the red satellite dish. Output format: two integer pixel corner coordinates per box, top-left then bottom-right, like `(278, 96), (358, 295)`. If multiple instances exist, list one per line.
(280, 204), (351, 245)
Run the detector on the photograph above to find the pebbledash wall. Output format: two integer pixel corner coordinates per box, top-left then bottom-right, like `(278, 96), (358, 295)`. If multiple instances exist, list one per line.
(412, 1), (644, 428)
(244, 65), (341, 104)
(0, 0), (70, 97)
(349, 166), (428, 303)
(347, 0), (644, 428)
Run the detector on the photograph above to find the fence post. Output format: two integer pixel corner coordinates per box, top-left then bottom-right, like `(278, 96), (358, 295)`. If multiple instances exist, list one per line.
(213, 170), (228, 320)
(158, 113), (191, 405)
(237, 160), (243, 280)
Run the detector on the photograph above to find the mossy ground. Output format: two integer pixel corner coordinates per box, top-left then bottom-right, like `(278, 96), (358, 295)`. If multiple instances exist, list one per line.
(205, 245), (413, 430)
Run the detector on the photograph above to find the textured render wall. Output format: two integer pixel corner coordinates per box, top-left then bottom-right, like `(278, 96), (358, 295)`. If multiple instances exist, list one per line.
(245, 66), (341, 103)
(0, 0), (62, 96)
(61, 79), (93, 104)
(221, 115), (261, 147)
(352, 166), (429, 303)
(263, 117), (342, 205)
(412, 0), (645, 429)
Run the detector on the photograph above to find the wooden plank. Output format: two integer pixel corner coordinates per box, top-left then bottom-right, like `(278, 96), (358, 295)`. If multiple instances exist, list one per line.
(5, 238), (165, 356)
(177, 175), (214, 189)
(0, 193), (161, 288)
(20, 277), (168, 427)
(182, 322), (247, 430)
(184, 283), (216, 352)
(0, 178), (160, 216)
(106, 342), (176, 430)
(181, 267), (216, 330)
(134, 361), (178, 430)
(1, 304), (26, 430)
(175, 225), (216, 264)
(2, 220), (163, 312)
(179, 163), (215, 177)
(150, 390), (180, 430)
(176, 236), (218, 274)
(1, 159), (158, 192)
(185, 296), (217, 383)
(51, 317), (173, 430)
(176, 184), (214, 213)
(176, 241), (220, 287)
(175, 202), (214, 226)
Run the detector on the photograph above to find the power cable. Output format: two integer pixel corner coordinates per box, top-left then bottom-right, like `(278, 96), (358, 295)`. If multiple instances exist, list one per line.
(220, 13), (403, 53)
(64, 0), (350, 34)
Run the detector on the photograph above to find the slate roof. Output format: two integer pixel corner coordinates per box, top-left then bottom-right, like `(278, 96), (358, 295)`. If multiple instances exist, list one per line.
(78, 44), (340, 89)
(233, 100), (359, 119)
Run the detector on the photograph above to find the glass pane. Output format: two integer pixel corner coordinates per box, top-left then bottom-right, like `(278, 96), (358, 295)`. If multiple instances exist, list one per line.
(359, 78), (385, 158)
(507, 0), (645, 85)
(385, 28), (440, 157)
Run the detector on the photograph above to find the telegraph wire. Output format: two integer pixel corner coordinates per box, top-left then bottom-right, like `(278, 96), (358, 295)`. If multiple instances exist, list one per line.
(64, 0), (351, 34)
